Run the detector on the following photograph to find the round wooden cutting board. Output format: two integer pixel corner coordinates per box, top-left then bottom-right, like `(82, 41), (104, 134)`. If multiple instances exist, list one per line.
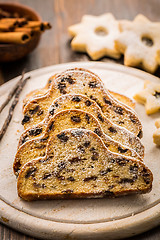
(0, 62), (160, 240)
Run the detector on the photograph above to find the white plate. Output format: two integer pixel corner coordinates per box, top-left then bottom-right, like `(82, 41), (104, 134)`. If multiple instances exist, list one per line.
(0, 62), (160, 239)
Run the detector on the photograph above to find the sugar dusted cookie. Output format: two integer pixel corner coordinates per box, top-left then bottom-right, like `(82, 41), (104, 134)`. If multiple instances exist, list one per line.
(156, 49), (160, 65)
(153, 129), (160, 146)
(155, 118), (160, 128)
(115, 14), (160, 73)
(133, 80), (160, 115)
(153, 118), (160, 146)
(134, 81), (160, 144)
(68, 13), (121, 60)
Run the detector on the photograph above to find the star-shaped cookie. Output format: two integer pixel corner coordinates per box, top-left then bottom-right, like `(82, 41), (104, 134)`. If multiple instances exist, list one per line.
(153, 118), (160, 146)
(115, 14), (160, 73)
(155, 118), (160, 128)
(133, 80), (160, 114)
(68, 13), (121, 60)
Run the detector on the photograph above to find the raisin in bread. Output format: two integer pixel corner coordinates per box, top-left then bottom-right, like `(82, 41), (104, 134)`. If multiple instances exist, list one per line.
(17, 129), (153, 201)
(19, 94), (144, 158)
(22, 68), (142, 137)
(14, 110), (142, 176)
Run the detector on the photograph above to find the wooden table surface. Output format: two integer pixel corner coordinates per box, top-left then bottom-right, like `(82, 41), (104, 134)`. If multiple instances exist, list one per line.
(0, 0), (160, 239)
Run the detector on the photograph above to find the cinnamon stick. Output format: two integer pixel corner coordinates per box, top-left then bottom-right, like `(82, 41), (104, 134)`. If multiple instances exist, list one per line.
(16, 18), (28, 27)
(24, 21), (51, 31)
(0, 22), (15, 31)
(25, 21), (43, 28)
(42, 22), (52, 30)
(0, 32), (30, 44)
(0, 75), (30, 141)
(14, 27), (35, 35)
(0, 18), (19, 26)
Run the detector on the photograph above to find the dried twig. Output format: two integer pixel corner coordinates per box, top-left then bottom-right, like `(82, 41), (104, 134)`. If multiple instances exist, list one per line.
(0, 75), (30, 141)
(0, 71), (25, 114)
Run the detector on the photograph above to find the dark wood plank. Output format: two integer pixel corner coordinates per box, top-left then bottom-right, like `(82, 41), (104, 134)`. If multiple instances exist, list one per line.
(0, 0), (160, 239)
(1, 223), (36, 240)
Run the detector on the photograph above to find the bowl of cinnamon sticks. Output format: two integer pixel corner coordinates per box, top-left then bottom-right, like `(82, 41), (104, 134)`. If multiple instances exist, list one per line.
(0, 3), (51, 62)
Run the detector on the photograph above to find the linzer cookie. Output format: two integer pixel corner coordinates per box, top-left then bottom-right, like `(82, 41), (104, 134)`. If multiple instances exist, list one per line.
(22, 68), (142, 137)
(17, 129), (153, 201)
(68, 13), (121, 60)
(19, 94), (144, 159)
(133, 80), (160, 115)
(115, 14), (160, 73)
(14, 109), (142, 176)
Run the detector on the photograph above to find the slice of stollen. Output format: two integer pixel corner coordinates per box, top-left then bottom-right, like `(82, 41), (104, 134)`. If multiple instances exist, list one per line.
(19, 94), (144, 158)
(22, 68), (142, 137)
(17, 128), (153, 201)
(13, 109), (142, 176)
(23, 71), (135, 109)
